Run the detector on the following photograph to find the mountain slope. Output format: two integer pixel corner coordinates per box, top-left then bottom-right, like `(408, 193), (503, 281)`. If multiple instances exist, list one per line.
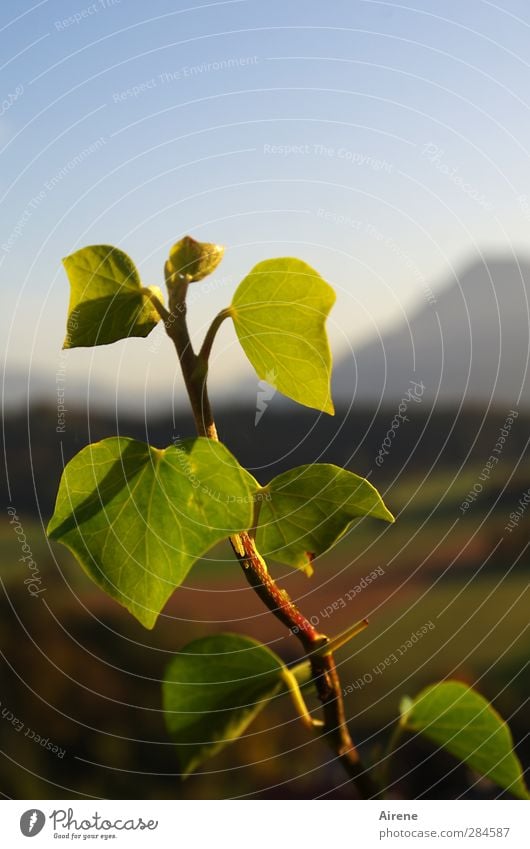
(333, 256), (530, 409)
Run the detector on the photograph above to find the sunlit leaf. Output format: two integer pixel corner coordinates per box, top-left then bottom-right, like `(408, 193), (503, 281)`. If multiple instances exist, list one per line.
(62, 244), (163, 348)
(256, 464), (394, 573)
(400, 681), (529, 799)
(230, 258), (336, 414)
(47, 437), (254, 628)
(163, 633), (286, 775)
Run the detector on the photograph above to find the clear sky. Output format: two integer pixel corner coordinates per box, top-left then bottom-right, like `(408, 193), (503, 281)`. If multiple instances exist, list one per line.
(3, 0), (530, 410)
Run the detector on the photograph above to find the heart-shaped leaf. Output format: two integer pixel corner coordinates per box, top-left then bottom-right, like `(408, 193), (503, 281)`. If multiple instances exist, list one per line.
(400, 681), (529, 799)
(47, 437), (254, 628)
(256, 464), (394, 573)
(163, 633), (286, 775)
(230, 258), (336, 414)
(62, 244), (163, 348)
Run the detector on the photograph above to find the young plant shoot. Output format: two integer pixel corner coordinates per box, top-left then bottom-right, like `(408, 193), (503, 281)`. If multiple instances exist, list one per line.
(48, 237), (529, 800)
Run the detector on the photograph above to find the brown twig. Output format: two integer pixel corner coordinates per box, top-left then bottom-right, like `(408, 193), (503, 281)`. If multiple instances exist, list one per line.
(159, 271), (377, 798)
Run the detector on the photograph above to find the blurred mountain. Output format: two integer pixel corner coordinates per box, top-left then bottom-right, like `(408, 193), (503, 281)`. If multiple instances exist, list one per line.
(4, 402), (530, 520)
(333, 255), (530, 408)
(5, 255), (529, 413)
(3, 366), (122, 410)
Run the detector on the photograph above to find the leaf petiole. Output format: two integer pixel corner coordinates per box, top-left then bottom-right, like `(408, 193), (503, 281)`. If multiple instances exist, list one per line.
(280, 666), (324, 732)
(321, 618), (369, 656)
(197, 307), (232, 368)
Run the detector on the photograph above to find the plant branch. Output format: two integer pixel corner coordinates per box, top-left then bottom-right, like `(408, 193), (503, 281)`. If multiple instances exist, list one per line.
(197, 307), (232, 368)
(163, 279), (378, 798)
(163, 262), (218, 440)
(322, 617), (369, 655)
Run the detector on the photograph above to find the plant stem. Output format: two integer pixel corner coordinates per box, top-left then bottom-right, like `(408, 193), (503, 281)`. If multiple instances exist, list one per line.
(163, 263), (218, 440)
(197, 307), (232, 367)
(161, 279), (378, 799)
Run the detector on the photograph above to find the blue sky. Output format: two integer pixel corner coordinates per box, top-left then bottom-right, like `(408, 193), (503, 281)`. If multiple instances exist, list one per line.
(3, 0), (530, 409)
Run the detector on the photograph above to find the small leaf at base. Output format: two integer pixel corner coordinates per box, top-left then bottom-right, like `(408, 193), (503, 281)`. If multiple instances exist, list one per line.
(163, 633), (286, 775)
(401, 680), (529, 799)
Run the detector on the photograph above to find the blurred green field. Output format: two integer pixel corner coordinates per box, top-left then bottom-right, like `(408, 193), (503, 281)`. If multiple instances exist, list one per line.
(1, 459), (528, 799)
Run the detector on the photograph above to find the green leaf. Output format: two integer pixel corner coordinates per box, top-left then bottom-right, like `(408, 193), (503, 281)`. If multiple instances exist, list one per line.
(256, 464), (394, 574)
(47, 437), (254, 628)
(400, 681), (529, 799)
(168, 235), (224, 282)
(62, 244), (163, 348)
(230, 258), (336, 414)
(163, 633), (286, 775)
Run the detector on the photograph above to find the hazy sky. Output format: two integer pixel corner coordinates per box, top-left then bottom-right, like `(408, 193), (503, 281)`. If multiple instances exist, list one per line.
(3, 0), (530, 410)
